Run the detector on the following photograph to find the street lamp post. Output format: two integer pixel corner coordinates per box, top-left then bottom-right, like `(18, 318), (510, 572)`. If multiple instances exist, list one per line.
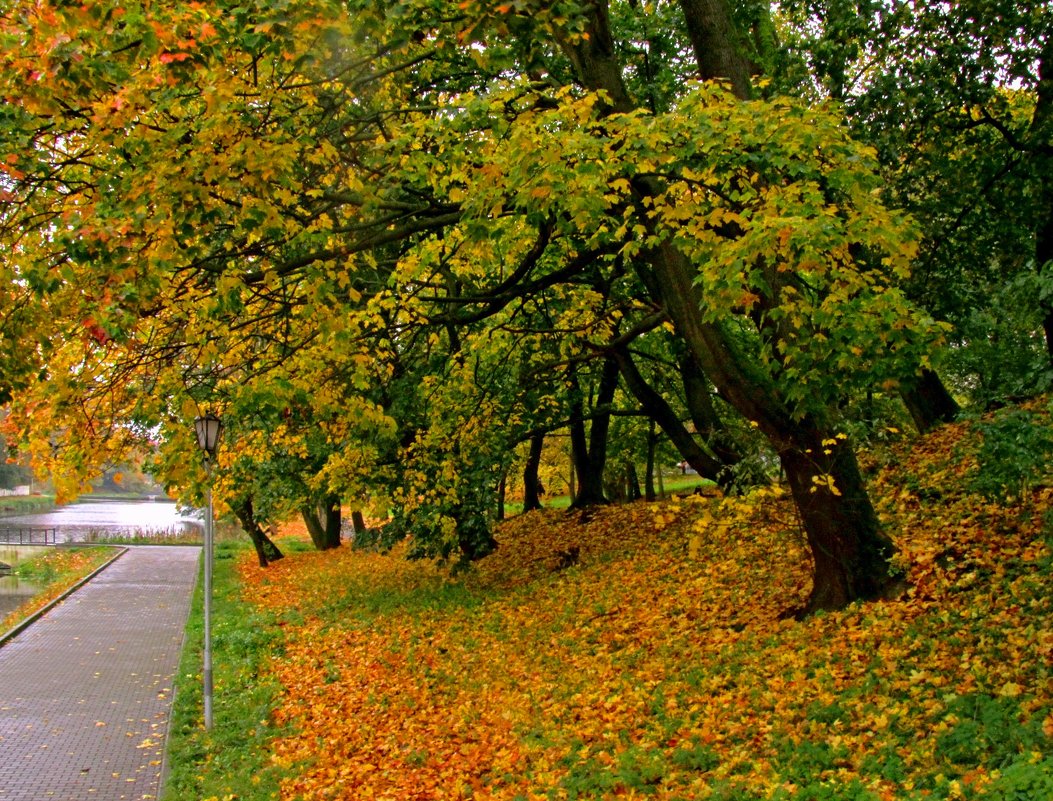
(194, 414), (222, 730)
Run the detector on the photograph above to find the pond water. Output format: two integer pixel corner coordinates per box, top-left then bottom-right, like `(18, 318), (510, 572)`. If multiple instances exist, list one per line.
(0, 498), (204, 543)
(0, 546), (45, 619)
(0, 500), (203, 620)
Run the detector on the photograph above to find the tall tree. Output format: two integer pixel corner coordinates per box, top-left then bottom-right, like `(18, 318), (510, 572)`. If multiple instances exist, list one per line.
(0, 0), (951, 609)
(775, 0), (1053, 403)
(539, 0), (934, 609)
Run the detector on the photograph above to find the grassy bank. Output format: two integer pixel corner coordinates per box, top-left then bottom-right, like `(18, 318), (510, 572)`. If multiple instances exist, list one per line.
(162, 539), (311, 801)
(503, 474), (713, 515)
(164, 408), (1053, 801)
(0, 545), (119, 634)
(0, 494), (55, 517)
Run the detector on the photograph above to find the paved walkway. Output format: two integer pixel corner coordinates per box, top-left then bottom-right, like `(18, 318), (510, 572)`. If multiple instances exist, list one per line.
(0, 546), (200, 801)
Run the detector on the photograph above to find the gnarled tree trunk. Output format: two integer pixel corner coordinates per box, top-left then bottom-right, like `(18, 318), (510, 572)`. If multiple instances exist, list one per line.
(646, 235), (897, 611)
(557, 0), (898, 611)
(779, 425), (895, 610)
(301, 494), (341, 551)
(231, 496), (284, 567)
(522, 432), (545, 512)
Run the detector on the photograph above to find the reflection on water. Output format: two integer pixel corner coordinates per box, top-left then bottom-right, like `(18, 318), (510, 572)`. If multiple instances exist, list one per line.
(0, 577), (39, 617)
(0, 501), (202, 620)
(0, 546), (42, 619)
(0, 499), (203, 543)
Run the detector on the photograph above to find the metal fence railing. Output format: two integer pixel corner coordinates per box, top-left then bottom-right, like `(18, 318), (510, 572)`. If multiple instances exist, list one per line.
(0, 528), (58, 545)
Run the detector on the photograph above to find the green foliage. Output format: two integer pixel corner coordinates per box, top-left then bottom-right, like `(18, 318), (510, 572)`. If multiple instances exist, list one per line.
(771, 779), (878, 801)
(396, 448), (503, 565)
(942, 273), (1053, 407)
(669, 739), (720, 773)
(979, 756), (1053, 801)
(858, 743), (909, 784)
(772, 735), (852, 784)
(555, 743), (670, 799)
(963, 406), (1053, 501)
(935, 693), (1046, 769)
(162, 542), (287, 801)
(775, 0), (1053, 408)
(619, 85), (942, 416)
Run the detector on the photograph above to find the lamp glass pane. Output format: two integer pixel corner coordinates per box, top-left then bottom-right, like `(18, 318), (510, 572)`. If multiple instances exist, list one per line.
(194, 415), (221, 455)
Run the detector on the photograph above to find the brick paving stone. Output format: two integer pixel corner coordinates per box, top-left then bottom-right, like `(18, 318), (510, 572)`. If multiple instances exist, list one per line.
(0, 546), (200, 801)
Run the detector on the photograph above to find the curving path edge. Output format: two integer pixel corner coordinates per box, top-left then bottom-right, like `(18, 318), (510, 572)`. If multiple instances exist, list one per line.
(0, 545), (200, 801)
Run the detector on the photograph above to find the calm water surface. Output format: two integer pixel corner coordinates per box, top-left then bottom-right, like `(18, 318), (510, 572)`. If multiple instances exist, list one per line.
(0, 499), (203, 543)
(0, 501), (202, 617)
(0, 546), (45, 618)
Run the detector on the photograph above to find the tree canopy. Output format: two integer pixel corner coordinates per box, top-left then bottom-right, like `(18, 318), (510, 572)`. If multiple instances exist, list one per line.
(1, 0), (1050, 612)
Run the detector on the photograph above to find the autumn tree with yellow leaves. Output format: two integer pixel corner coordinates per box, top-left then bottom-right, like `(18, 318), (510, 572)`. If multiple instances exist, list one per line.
(2, 0), (1043, 611)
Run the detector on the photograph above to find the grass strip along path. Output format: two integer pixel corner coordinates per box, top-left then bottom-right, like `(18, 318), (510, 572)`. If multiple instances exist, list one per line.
(0, 546), (119, 639)
(165, 410), (1053, 801)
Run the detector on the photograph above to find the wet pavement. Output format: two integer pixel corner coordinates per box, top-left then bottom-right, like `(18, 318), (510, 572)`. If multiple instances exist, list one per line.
(0, 546), (200, 800)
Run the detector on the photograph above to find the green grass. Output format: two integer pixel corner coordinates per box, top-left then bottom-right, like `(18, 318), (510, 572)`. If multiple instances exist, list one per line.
(83, 528), (204, 546)
(1, 546), (118, 633)
(0, 494), (55, 516)
(8, 545), (113, 585)
(161, 540), (288, 801)
(12, 546), (106, 584)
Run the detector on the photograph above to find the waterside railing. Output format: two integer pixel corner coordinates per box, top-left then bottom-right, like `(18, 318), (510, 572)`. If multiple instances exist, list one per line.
(0, 528), (58, 545)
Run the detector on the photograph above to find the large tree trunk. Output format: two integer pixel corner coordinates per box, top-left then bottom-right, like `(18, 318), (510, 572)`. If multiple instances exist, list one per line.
(1031, 37), (1053, 368)
(645, 418), (658, 502)
(522, 432), (545, 512)
(556, 2), (897, 610)
(568, 358), (619, 508)
(779, 425), (896, 611)
(647, 235), (897, 611)
(677, 0), (753, 99)
(900, 367), (960, 434)
(231, 496), (284, 567)
(301, 494), (341, 550)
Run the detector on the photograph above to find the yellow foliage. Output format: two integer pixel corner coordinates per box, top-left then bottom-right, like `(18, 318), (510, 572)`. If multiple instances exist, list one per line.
(229, 423), (1053, 799)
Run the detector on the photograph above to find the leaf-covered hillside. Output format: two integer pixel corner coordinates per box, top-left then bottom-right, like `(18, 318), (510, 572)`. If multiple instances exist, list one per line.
(230, 407), (1053, 801)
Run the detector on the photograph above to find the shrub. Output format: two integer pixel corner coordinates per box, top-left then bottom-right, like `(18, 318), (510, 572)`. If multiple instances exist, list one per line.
(965, 406), (1053, 501)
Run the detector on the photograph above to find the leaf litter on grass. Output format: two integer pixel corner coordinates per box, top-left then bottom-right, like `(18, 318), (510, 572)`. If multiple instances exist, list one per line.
(235, 413), (1053, 801)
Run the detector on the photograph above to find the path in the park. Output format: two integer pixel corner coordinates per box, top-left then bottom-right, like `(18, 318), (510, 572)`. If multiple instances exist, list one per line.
(0, 546), (200, 801)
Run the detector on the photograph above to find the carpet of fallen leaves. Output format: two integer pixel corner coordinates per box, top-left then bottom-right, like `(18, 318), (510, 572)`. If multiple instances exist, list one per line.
(237, 412), (1053, 801)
